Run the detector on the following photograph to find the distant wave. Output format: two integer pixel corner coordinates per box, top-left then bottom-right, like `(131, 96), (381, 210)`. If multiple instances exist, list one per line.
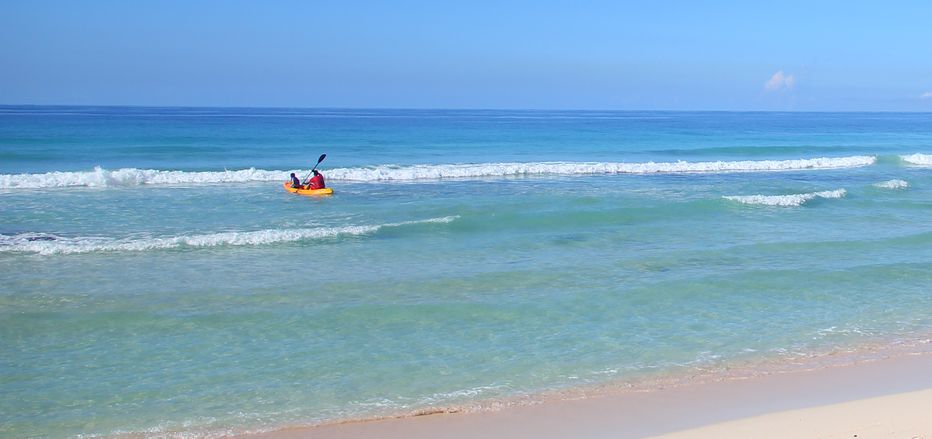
(723, 189), (847, 207)
(901, 153), (932, 166)
(325, 156), (876, 181)
(0, 216), (458, 255)
(0, 156), (877, 189)
(873, 179), (909, 189)
(0, 167), (293, 189)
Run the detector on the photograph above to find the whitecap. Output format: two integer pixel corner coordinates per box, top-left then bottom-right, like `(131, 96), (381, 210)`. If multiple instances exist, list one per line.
(0, 216), (458, 255)
(873, 179), (908, 189)
(0, 156), (877, 189)
(0, 166), (296, 189)
(900, 153), (932, 166)
(325, 156), (877, 181)
(723, 189), (847, 207)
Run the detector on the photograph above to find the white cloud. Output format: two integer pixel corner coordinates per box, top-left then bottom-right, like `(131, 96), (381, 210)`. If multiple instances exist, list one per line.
(921, 91), (932, 99)
(764, 70), (796, 92)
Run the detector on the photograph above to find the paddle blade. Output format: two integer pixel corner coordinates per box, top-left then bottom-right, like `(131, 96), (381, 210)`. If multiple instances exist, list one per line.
(309, 153), (327, 174)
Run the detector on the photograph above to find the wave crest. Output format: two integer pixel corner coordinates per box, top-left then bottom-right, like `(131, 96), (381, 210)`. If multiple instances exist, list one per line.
(723, 189), (847, 207)
(873, 179), (908, 189)
(0, 166), (292, 189)
(0, 156), (877, 189)
(901, 153), (932, 166)
(326, 156), (876, 181)
(0, 216), (458, 255)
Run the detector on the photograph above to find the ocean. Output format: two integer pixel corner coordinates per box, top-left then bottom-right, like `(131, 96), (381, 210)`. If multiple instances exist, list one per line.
(1, 106), (930, 437)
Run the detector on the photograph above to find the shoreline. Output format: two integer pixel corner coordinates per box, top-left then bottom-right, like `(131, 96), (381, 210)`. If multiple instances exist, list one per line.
(242, 337), (932, 438)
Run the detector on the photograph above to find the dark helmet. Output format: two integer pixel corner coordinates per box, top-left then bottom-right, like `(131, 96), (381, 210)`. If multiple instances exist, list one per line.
(313, 170), (320, 175)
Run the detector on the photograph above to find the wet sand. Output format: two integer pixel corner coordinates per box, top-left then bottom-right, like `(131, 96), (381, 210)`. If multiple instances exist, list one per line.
(248, 350), (932, 438)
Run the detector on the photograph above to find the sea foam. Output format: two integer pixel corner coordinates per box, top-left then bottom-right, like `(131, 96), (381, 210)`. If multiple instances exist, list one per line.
(324, 156), (876, 181)
(0, 156), (877, 189)
(0, 216), (458, 255)
(0, 166), (293, 189)
(723, 189), (847, 207)
(873, 179), (909, 189)
(900, 153), (932, 166)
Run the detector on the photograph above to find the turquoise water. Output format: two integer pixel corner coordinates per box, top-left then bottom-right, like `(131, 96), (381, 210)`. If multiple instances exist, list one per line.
(1, 107), (931, 437)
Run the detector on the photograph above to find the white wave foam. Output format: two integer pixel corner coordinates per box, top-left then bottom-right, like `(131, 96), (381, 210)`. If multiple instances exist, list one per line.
(0, 166), (296, 189)
(0, 156), (877, 188)
(0, 216), (457, 255)
(325, 156), (876, 181)
(723, 189), (847, 207)
(873, 179), (909, 189)
(901, 153), (932, 166)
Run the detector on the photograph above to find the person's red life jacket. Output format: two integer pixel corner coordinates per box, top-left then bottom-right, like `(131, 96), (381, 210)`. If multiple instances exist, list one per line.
(308, 174), (325, 189)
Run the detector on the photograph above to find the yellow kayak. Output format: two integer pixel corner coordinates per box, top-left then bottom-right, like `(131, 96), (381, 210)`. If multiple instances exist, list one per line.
(283, 182), (333, 196)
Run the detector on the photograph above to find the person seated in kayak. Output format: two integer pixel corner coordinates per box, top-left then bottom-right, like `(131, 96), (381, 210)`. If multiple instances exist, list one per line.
(289, 173), (302, 188)
(306, 170), (326, 189)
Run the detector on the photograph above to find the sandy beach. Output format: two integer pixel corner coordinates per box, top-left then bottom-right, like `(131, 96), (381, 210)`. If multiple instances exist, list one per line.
(655, 388), (932, 438)
(250, 350), (932, 438)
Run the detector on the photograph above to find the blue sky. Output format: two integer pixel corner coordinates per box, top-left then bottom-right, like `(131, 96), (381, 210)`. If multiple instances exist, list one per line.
(1, 0), (931, 110)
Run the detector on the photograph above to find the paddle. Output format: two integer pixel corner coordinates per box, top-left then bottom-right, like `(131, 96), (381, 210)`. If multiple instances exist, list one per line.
(303, 154), (327, 185)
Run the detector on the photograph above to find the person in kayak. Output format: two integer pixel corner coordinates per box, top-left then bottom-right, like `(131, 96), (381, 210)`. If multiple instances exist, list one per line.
(289, 172), (302, 188)
(306, 170), (326, 189)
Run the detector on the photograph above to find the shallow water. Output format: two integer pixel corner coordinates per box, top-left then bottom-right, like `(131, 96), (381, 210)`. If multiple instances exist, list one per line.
(1, 107), (931, 437)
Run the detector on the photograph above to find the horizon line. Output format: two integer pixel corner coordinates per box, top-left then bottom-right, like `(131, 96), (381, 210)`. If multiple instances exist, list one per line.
(2, 103), (932, 114)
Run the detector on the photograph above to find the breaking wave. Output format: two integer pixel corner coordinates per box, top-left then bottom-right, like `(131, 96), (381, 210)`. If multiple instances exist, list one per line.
(0, 156), (877, 189)
(0, 216), (458, 255)
(325, 156), (876, 181)
(873, 179), (909, 189)
(0, 167), (292, 189)
(723, 189), (847, 207)
(901, 153), (932, 166)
